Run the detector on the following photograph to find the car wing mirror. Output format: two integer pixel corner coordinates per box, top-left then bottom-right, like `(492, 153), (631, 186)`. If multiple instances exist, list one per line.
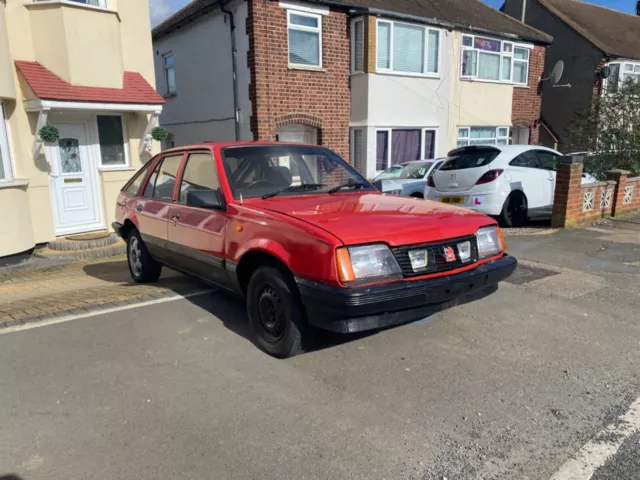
(186, 189), (225, 210)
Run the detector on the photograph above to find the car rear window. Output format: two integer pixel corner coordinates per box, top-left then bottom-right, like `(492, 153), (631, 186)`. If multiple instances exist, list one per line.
(440, 148), (500, 171)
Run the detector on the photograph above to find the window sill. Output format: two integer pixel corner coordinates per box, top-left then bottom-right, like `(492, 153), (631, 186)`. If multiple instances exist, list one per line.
(376, 70), (440, 80)
(514, 84), (530, 89)
(288, 65), (326, 72)
(24, 1), (119, 18)
(460, 77), (521, 86)
(0, 179), (29, 189)
(99, 166), (135, 172)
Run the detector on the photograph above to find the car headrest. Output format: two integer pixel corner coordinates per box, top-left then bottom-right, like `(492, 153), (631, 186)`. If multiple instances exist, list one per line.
(267, 166), (293, 187)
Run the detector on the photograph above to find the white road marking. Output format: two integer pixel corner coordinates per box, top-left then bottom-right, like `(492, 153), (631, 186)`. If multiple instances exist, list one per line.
(550, 396), (640, 480)
(0, 289), (215, 335)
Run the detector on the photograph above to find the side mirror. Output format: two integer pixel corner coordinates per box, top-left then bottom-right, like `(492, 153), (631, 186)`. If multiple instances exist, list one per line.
(186, 189), (225, 210)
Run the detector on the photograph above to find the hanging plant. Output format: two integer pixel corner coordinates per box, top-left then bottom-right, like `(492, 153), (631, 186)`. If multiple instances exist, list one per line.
(151, 126), (169, 142)
(39, 124), (60, 143)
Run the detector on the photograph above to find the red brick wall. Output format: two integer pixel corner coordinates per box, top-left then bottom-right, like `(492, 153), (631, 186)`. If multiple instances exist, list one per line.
(512, 45), (546, 144)
(246, 0), (351, 162)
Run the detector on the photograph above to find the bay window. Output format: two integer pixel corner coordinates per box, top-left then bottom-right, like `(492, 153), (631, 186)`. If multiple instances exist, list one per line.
(606, 61), (640, 93)
(351, 18), (364, 73)
(287, 10), (322, 68)
(376, 128), (437, 171)
(457, 127), (509, 147)
(377, 20), (440, 75)
(0, 102), (13, 182)
(461, 34), (530, 85)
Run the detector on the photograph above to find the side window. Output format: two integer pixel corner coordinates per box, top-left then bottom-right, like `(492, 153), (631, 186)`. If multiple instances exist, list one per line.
(509, 151), (540, 169)
(179, 153), (219, 205)
(142, 154), (183, 200)
(536, 150), (560, 171)
(124, 161), (153, 196)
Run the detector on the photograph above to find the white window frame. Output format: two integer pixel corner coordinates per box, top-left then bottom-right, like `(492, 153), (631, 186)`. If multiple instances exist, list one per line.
(456, 126), (510, 147)
(605, 60), (640, 93)
(163, 52), (176, 96)
(31, 0), (109, 9)
(351, 17), (365, 74)
(0, 102), (15, 183)
(94, 113), (131, 171)
(376, 19), (441, 77)
(287, 10), (323, 69)
(460, 34), (531, 85)
(351, 128), (365, 175)
(375, 127), (439, 172)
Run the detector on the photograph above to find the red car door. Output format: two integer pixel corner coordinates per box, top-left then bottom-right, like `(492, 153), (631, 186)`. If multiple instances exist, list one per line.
(167, 150), (230, 287)
(135, 153), (184, 262)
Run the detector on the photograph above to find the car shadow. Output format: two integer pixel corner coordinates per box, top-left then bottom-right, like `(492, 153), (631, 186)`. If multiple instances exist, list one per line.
(1, 475), (24, 480)
(82, 260), (377, 355)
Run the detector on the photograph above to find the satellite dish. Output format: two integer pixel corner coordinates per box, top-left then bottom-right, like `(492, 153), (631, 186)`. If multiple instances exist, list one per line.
(550, 60), (564, 85)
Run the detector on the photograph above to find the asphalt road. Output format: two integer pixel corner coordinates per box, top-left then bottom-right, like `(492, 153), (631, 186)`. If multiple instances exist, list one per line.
(1, 224), (639, 480)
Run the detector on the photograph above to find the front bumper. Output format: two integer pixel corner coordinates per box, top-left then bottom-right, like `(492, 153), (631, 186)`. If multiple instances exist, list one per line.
(297, 255), (517, 333)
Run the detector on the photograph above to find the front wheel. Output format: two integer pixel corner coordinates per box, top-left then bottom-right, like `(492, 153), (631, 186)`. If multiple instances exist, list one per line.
(127, 230), (162, 283)
(246, 266), (310, 358)
(500, 191), (528, 228)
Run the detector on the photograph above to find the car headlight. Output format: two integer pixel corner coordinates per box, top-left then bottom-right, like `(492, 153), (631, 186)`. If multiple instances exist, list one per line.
(385, 189), (402, 195)
(476, 226), (506, 259)
(336, 244), (402, 283)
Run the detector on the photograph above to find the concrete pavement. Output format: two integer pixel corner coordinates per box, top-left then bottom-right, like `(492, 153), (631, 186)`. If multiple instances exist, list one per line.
(0, 215), (638, 479)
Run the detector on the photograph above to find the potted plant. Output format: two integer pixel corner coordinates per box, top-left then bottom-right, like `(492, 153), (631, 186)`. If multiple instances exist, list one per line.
(38, 124), (60, 143)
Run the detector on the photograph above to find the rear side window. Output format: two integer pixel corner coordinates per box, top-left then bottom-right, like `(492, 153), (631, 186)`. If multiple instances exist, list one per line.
(124, 160), (154, 196)
(440, 149), (500, 171)
(510, 151), (540, 168)
(142, 154), (183, 200)
(536, 150), (560, 171)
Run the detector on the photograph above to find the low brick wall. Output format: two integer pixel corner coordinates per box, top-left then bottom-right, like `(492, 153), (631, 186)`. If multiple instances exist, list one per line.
(552, 156), (640, 228)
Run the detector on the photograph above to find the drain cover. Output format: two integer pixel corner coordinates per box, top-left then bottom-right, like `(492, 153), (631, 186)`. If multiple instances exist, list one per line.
(506, 264), (559, 285)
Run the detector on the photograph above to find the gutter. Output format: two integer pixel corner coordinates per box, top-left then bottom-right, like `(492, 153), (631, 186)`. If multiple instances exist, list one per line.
(221, 1), (241, 141)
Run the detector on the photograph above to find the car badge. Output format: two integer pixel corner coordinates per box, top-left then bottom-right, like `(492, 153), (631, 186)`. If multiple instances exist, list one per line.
(450, 173), (457, 180)
(444, 246), (456, 263)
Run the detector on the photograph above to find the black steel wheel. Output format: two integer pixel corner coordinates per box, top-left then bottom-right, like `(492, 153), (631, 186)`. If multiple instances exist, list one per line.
(500, 191), (528, 228)
(126, 229), (162, 283)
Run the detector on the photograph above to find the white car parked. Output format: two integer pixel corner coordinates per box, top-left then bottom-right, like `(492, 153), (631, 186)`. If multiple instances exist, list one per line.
(426, 145), (597, 227)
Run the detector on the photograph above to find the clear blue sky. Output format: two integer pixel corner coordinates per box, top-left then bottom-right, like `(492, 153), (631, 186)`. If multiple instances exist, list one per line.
(150, 0), (637, 26)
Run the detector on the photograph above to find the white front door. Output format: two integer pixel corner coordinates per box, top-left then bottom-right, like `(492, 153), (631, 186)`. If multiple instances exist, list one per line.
(50, 123), (103, 235)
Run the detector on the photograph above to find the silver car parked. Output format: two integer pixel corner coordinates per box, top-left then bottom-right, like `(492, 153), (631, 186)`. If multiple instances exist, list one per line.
(372, 159), (446, 198)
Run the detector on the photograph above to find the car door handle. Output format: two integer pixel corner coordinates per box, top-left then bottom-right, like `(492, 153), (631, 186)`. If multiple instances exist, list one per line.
(135, 204), (143, 212)
(171, 212), (181, 219)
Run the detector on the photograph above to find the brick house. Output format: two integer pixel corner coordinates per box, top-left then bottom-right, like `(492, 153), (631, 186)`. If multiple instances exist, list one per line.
(503, 0), (640, 152)
(152, 0), (550, 178)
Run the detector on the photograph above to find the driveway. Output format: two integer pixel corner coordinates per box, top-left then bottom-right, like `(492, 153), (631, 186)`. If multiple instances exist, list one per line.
(0, 216), (639, 479)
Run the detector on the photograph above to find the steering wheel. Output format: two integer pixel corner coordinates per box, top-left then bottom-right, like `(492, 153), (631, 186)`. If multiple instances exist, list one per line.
(247, 180), (278, 189)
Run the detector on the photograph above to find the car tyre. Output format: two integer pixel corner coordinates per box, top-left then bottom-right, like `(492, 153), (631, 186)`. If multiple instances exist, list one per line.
(127, 229), (162, 283)
(500, 191), (528, 228)
(246, 266), (310, 358)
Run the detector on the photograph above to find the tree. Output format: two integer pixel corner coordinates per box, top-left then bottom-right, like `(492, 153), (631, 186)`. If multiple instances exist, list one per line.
(568, 80), (640, 179)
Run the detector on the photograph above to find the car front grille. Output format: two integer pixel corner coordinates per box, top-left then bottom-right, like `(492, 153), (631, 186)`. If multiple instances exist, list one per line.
(391, 235), (479, 277)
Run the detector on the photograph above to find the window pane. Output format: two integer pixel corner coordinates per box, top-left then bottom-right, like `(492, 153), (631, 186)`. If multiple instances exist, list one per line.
(427, 30), (439, 73)
(376, 131), (389, 170)
(393, 24), (424, 73)
(634, 65), (640, 73)
(503, 43), (513, 53)
(377, 22), (391, 69)
(353, 129), (365, 174)
(478, 52), (500, 80)
(501, 56), (511, 81)
(458, 128), (469, 138)
(290, 13), (318, 28)
(424, 130), (435, 159)
(625, 64), (634, 72)
(456, 140), (468, 148)
(125, 161), (153, 196)
(513, 60), (528, 84)
(97, 115), (126, 165)
(475, 37), (501, 52)
(514, 47), (529, 60)
(608, 63), (620, 93)
(164, 54), (174, 66)
(462, 35), (473, 47)
(145, 155), (182, 200)
(167, 67), (176, 94)
(289, 29), (320, 66)
(510, 151), (539, 168)
(391, 129), (421, 164)
(354, 20), (364, 72)
(498, 127), (509, 137)
(179, 153), (219, 204)
(470, 127), (497, 139)
(462, 50), (477, 76)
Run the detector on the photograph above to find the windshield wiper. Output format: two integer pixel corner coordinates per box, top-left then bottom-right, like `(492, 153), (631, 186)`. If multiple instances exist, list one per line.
(328, 182), (368, 194)
(262, 183), (327, 199)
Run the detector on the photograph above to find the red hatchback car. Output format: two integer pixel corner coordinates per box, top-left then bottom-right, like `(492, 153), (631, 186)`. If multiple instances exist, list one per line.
(114, 142), (516, 357)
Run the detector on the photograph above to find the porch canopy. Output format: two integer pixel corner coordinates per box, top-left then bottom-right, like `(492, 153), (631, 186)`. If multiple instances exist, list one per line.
(15, 61), (164, 158)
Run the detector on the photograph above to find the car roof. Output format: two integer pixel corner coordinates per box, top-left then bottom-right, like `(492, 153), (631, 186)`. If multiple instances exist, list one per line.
(158, 140), (321, 156)
(448, 144), (560, 157)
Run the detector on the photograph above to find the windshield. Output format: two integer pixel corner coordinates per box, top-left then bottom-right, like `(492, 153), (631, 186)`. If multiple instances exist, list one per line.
(374, 162), (433, 181)
(221, 145), (374, 199)
(440, 148), (500, 171)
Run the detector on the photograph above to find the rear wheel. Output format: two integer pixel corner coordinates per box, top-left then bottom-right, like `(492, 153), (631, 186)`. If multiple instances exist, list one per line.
(500, 191), (528, 228)
(246, 266), (310, 358)
(127, 229), (162, 283)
